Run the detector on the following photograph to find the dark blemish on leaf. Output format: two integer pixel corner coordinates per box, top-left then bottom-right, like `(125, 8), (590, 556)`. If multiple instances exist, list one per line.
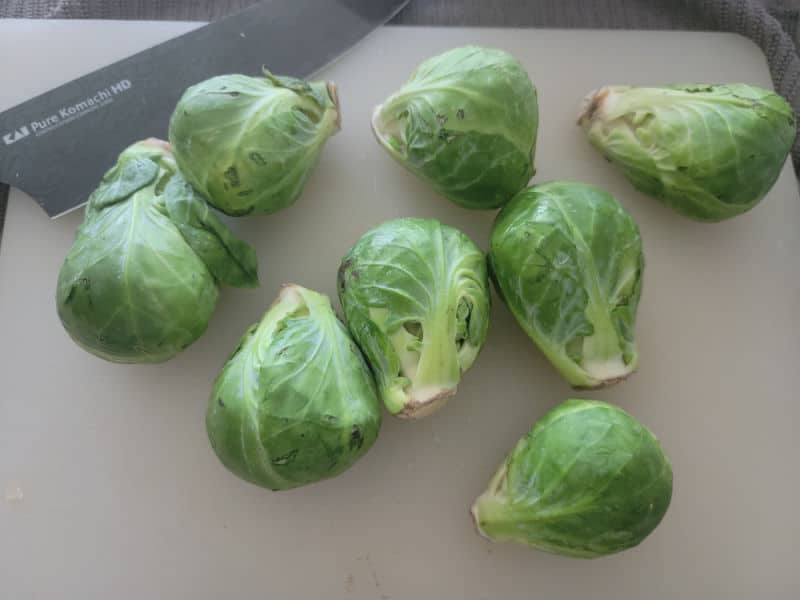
(80, 277), (90, 289)
(677, 165), (688, 172)
(272, 449), (298, 466)
(294, 106), (318, 122)
(63, 286), (76, 305)
(324, 414), (338, 423)
(349, 425), (364, 451)
(237, 189), (253, 197)
(686, 85), (714, 93)
(337, 259), (352, 292)
(403, 320), (422, 338)
(226, 340), (245, 362)
(456, 108), (465, 120)
(436, 113), (448, 125)
(748, 154), (756, 160)
(582, 88), (609, 122)
(226, 91), (240, 97)
(224, 166), (240, 188)
(98, 335), (106, 343)
(229, 205), (255, 216)
(438, 128), (455, 143)
(217, 397), (225, 408)
(249, 152), (267, 166)
(278, 346), (288, 356)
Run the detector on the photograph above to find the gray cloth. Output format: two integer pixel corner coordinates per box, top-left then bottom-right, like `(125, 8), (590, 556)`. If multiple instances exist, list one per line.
(1, 0), (799, 245)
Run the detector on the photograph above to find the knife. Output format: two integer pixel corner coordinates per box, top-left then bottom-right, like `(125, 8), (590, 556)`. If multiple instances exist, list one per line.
(0, 182), (7, 246)
(0, 0), (409, 221)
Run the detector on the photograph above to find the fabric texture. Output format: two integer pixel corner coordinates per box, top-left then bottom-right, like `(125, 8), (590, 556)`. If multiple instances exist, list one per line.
(1, 0), (799, 244)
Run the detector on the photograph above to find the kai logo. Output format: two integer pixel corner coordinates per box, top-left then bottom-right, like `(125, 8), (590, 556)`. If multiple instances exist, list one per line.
(3, 126), (30, 145)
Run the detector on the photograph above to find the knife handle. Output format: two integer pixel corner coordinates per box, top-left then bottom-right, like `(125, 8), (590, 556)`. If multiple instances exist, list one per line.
(0, 183), (7, 250)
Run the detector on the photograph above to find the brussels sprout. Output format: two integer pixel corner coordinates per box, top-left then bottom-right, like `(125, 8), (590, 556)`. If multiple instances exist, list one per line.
(56, 139), (258, 363)
(471, 399), (673, 558)
(338, 218), (490, 418)
(372, 46), (538, 210)
(579, 84), (796, 221)
(169, 70), (340, 216)
(489, 182), (643, 388)
(207, 284), (381, 490)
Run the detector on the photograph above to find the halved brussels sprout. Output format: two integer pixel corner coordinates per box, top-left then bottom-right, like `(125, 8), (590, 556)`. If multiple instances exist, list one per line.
(579, 84), (796, 221)
(169, 70), (340, 216)
(471, 399), (673, 558)
(372, 46), (538, 210)
(489, 182), (643, 388)
(207, 284), (381, 491)
(56, 139), (258, 363)
(338, 218), (490, 418)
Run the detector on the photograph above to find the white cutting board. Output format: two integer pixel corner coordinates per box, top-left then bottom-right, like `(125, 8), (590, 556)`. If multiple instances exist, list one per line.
(1, 20), (798, 600)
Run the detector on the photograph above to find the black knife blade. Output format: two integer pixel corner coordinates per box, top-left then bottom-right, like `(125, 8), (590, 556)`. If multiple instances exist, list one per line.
(0, 0), (408, 219)
(0, 183), (8, 249)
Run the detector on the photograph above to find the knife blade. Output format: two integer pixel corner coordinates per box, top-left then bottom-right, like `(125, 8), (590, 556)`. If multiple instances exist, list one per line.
(0, 183), (8, 249)
(0, 0), (408, 219)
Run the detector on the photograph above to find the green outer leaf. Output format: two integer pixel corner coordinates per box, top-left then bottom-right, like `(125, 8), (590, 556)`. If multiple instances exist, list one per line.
(579, 83), (797, 221)
(163, 177), (259, 288)
(90, 156), (159, 211)
(471, 399), (673, 558)
(206, 284), (381, 490)
(169, 72), (340, 216)
(56, 139), (258, 364)
(338, 217), (491, 417)
(372, 45), (538, 210)
(489, 182), (643, 388)
(56, 154), (217, 363)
